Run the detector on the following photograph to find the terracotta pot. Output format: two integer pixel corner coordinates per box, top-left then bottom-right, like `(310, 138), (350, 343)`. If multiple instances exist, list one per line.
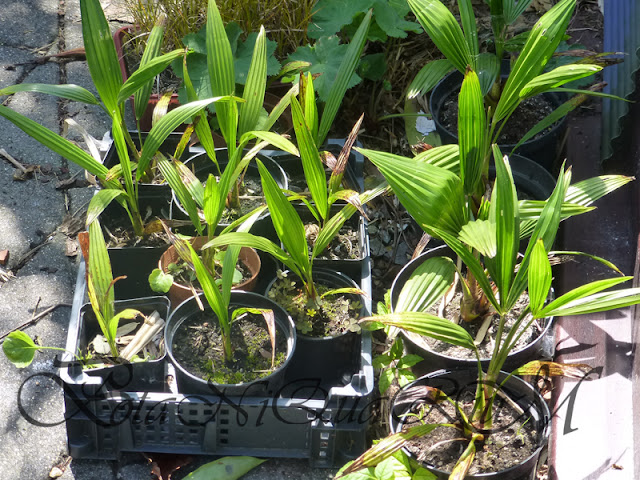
(158, 236), (261, 307)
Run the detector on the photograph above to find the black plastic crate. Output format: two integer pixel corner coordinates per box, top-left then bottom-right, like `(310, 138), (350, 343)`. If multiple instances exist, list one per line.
(61, 257), (374, 467)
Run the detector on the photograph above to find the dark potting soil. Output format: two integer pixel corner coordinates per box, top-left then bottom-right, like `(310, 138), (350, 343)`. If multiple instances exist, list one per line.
(171, 310), (287, 385)
(170, 252), (253, 292)
(267, 273), (362, 337)
(400, 388), (539, 475)
(101, 214), (170, 249)
(305, 222), (363, 260)
(407, 290), (547, 361)
(440, 94), (554, 145)
(218, 177), (267, 224)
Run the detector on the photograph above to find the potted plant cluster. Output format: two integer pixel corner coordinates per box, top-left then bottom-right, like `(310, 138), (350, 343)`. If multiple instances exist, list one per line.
(0, 0), (379, 466)
(0, 0), (634, 474)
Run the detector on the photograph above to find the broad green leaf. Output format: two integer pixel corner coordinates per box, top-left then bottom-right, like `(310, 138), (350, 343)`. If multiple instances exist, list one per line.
(207, 0), (236, 144)
(493, 0), (576, 124)
(359, 148), (467, 236)
(507, 166), (570, 308)
(302, 73), (319, 141)
(80, 0), (123, 114)
(565, 175), (634, 206)
(406, 59), (455, 100)
(374, 455), (411, 480)
(457, 0), (479, 61)
(183, 456), (266, 479)
(246, 131), (299, 156)
(537, 277), (638, 318)
(203, 173), (220, 226)
(317, 10), (371, 146)
(157, 156), (203, 235)
(0, 105), (109, 179)
(361, 312), (477, 350)
(503, 0), (535, 24)
(414, 144), (460, 173)
(111, 117), (135, 203)
(476, 52), (500, 96)
(371, 0), (423, 39)
(238, 26), (267, 136)
(285, 37), (361, 103)
(87, 220), (115, 347)
(306, 0), (370, 39)
(181, 52), (219, 166)
(528, 240), (552, 315)
(0, 83), (100, 105)
(183, 237), (229, 331)
(258, 159), (311, 276)
(458, 219), (497, 257)
(86, 189), (126, 226)
(118, 49), (187, 105)
(291, 97), (329, 220)
(408, 0), (473, 73)
(133, 22), (163, 121)
(519, 64), (602, 98)
(149, 268), (173, 293)
(458, 69), (486, 198)
(398, 354), (423, 368)
(395, 256), (456, 313)
(485, 146), (519, 306)
(174, 159), (205, 207)
(2, 331), (38, 368)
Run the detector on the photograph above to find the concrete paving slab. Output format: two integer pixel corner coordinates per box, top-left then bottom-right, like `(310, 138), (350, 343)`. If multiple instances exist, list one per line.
(0, 163), (67, 269)
(0, 0), (59, 48)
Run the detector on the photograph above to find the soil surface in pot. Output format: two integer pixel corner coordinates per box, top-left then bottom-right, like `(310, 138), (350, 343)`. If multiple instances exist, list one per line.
(305, 222), (363, 260)
(411, 290), (547, 361)
(400, 388), (539, 475)
(168, 250), (253, 292)
(440, 94), (554, 144)
(267, 272), (362, 337)
(102, 214), (170, 249)
(217, 177), (266, 224)
(171, 310), (287, 384)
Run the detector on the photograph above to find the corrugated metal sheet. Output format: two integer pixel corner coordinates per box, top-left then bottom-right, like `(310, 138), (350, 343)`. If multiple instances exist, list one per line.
(602, 0), (640, 162)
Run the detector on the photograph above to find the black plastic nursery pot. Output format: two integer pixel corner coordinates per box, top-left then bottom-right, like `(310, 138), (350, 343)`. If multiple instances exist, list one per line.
(390, 246), (555, 371)
(265, 268), (369, 389)
(60, 294), (170, 393)
(430, 71), (567, 173)
(165, 291), (296, 397)
(99, 190), (171, 301)
(102, 129), (187, 200)
(390, 369), (551, 480)
(296, 204), (370, 283)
